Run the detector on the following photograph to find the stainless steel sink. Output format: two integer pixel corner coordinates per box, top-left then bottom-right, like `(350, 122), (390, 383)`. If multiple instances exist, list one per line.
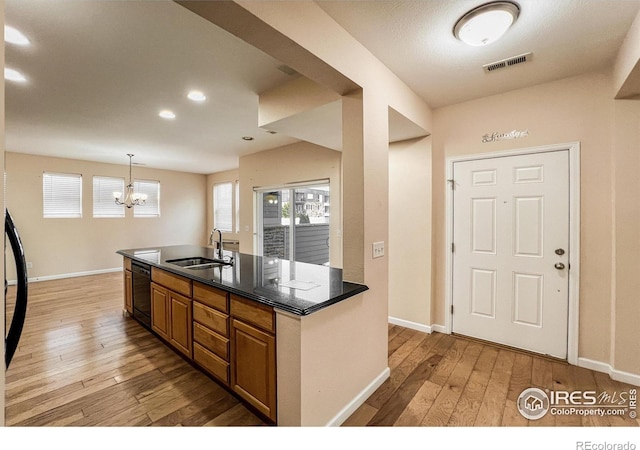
(166, 257), (232, 269)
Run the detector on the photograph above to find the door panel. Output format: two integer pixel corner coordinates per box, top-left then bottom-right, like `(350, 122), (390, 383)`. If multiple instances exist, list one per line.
(452, 151), (569, 358)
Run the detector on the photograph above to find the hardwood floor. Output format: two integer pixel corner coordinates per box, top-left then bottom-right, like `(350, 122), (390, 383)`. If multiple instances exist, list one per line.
(343, 325), (640, 427)
(5, 272), (639, 427)
(5, 272), (265, 427)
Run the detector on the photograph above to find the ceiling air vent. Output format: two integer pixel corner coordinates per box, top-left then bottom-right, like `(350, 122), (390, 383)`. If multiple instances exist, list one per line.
(483, 52), (532, 73)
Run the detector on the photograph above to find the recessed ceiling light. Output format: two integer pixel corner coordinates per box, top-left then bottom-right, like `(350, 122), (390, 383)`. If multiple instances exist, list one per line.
(5, 26), (30, 46)
(5, 68), (27, 83)
(453, 1), (520, 47)
(242, 136), (254, 141)
(187, 90), (206, 102)
(159, 110), (176, 119)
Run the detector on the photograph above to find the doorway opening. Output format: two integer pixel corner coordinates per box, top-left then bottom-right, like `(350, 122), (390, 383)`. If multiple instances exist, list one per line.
(255, 181), (331, 266)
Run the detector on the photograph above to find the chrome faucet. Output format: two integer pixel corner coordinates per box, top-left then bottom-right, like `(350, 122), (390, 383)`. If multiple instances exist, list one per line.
(211, 228), (223, 258)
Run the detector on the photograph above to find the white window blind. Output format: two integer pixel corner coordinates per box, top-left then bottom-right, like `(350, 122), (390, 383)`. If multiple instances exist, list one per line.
(43, 172), (82, 218)
(133, 179), (160, 217)
(214, 182), (233, 232)
(93, 176), (125, 218)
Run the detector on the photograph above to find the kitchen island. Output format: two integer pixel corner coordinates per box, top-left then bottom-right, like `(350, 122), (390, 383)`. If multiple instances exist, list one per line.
(117, 245), (372, 426)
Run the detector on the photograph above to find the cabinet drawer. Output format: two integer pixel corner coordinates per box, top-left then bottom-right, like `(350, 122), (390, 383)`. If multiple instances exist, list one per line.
(194, 322), (229, 360)
(193, 282), (228, 313)
(230, 295), (274, 333)
(194, 342), (229, 384)
(193, 301), (228, 336)
(151, 268), (192, 297)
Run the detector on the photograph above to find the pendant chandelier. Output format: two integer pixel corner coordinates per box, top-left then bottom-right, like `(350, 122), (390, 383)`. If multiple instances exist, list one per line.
(113, 154), (147, 208)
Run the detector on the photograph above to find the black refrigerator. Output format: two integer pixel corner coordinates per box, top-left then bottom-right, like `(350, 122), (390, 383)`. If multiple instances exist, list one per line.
(5, 209), (28, 369)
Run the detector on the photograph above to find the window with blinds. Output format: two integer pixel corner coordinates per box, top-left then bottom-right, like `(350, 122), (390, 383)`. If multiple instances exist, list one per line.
(133, 179), (160, 217)
(43, 172), (82, 218)
(93, 176), (125, 218)
(235, 180), (240, 233)
(214, 182), (233, 232)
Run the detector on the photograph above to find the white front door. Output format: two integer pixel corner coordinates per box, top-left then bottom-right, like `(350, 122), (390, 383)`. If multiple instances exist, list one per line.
(452, 150), (570, 359)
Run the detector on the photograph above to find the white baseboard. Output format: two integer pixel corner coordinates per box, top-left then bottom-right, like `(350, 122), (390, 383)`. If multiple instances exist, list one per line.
(431, 324), (447, 334)
(325, 367), (390, 427)
(7, 267), (123, 285)
(578, 357), (640, 387)
(388, 316), (432, 334)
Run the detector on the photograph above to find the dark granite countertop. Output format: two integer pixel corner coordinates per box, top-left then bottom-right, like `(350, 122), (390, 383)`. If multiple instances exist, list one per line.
(117, 245), (368, 316)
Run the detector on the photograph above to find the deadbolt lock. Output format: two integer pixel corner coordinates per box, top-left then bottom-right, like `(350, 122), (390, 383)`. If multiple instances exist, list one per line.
(555, 248), (565, 256)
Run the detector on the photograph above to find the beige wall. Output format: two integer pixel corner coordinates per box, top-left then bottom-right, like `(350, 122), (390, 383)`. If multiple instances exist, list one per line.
(431, 70), (639, 374)
(612, 100), (640, 374)
(5, 152), (207, 279)
(237, 141), (342, 268)
(389, 137), (432, 326)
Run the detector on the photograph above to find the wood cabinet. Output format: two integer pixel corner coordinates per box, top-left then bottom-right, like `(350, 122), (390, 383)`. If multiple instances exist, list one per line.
(151, 282), (170, 341)
(124, 264), (278, 423)
(193, 282), (230, 385)
(124, 269), (133, 314)
(151, 279), (193, 358)
(123, 257), (133, 314)
(230, 295), (277, 422)
(169, 291), (192, 358)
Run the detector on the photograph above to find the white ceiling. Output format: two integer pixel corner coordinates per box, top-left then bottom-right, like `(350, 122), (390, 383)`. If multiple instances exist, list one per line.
(317, 0), (640, 108)
(5, 0), (299, 174)
(5, 1), (640, 174)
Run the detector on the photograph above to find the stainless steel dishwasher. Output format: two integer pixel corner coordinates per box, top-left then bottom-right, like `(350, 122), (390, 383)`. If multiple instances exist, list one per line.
(131, 261), (151, 329)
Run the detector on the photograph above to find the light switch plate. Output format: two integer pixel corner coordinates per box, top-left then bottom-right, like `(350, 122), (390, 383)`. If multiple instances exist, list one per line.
(372, 241), (385, 258)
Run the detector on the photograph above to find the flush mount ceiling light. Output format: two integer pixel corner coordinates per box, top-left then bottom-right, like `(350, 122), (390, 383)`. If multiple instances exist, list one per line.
(158, 109), (176, 119)
(453, 1), (520, 47)
(5, 68), (27, 83)
(113, 154), (147, 208)
(5, 25), (30, 46)
(187, 90), (206, 102)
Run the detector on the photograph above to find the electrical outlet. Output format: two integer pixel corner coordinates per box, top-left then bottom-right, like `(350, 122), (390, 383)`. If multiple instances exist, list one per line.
(26, 262), (33, 269)
(372, 241), (385, 259)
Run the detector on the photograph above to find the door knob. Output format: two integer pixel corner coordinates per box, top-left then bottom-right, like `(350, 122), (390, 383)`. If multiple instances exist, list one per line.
(554, 262), (565, 270)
